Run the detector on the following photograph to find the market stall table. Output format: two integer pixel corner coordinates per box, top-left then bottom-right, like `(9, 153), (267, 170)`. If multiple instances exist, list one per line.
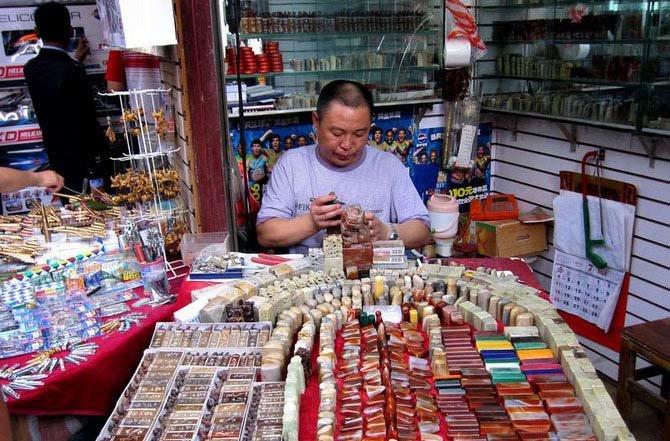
(5, 276), (190, 416)
(176, 257), (547, 440)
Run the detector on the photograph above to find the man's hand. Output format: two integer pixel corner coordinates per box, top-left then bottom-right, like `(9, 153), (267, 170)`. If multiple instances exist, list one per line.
(34, 171), (64, 192)
(309, 192), (343, 231)
(365, 211), (392, 241)
(75, 37), (90, 63)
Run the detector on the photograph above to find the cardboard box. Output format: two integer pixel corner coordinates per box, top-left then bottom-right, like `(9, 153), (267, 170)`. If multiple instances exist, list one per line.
(475, 220), (546, 258)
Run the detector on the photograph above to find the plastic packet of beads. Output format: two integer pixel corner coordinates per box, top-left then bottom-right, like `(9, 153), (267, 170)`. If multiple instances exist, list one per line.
(98, 302), (131, 317)
(0, 333), (32, 357)
(81, 291), (125, 310)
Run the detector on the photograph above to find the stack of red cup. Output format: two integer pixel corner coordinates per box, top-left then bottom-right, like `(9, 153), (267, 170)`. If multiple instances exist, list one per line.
(256, 53), (271, 73)
(240, 46), (257, 74)
(226, 47), (238, 75)
(226, 43), (283, 74)
(265, 41), (284, 73)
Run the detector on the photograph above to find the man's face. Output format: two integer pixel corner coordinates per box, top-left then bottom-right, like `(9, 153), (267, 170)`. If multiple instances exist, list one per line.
(285, 138), (293, 149)
(385, 131), (394, 143)
(373, 130), (382, 142)
(298, 136), (308, 146)
(271, 138), (281, 151)
(478, 146), (485, 157)
(251, 143), (262, 156)
(430, 151), (437, 162)
(313, 102), (371, 168)
(398, 130), (406, 141)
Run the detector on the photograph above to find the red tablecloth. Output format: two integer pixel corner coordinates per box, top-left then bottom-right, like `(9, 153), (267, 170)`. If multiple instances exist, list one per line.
(6, 276), (190, 416)
(177, 279), (216, 299)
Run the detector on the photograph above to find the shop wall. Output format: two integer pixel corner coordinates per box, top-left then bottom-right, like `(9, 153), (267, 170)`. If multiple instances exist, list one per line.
(489, 116), (670, 392)
(160, 44), (197, 232)
(176, 0), (231, 234)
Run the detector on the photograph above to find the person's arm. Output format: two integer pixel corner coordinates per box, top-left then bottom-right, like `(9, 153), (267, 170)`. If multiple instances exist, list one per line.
(0, 168), (64, 193)
(365, 213), (430, 249)
(257, 193), (342, 248)
(75, 37), (90, 63)
(413, 146), (425, 159)
(260, 158), (270, 184)
(396, 219), (430, 248)
(378, 160), (432, 249)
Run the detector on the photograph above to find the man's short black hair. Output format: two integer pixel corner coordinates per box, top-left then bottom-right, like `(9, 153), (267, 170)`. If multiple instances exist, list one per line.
(251, 139), (263, 147)
(269, 134), (281, 142)
(316, 80), (374, 120)
(34, 2), (71, 43)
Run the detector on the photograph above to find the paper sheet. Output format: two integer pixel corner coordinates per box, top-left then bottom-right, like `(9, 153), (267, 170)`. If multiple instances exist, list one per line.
(553, 190), (635, 272)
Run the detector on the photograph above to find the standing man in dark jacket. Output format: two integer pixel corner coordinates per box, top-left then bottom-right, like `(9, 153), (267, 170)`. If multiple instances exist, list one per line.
(24, 2), (106, 193)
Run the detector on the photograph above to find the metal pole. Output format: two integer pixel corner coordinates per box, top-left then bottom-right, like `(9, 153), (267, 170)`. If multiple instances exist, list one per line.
(210, 0), (241, 250)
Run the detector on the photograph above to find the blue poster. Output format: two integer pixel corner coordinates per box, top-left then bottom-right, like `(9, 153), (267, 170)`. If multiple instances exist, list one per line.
(229, 113), (491, 215)
(435, 122), (492, 212)
(408, 127), (443, 202)
(229, 110), (427, 208)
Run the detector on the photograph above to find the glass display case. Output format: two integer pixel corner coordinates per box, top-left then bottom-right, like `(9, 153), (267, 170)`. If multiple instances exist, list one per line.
(225, 0), (444, 116)
(473, 0), (670, 135)
(643, 7), (670, 133)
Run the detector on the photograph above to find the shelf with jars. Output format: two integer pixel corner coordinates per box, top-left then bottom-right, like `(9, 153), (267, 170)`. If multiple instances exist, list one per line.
(237, 29), (437, 40)
(643, 83), (670, 131)
(472, 0), (670, 137)
(476, 0), (645, 9)
(225, 0), (444, 116)
(235, 65), (440, 79)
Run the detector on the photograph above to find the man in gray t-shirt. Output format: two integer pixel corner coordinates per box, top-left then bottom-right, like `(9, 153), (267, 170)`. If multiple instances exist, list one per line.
(256, 80), (431, 254)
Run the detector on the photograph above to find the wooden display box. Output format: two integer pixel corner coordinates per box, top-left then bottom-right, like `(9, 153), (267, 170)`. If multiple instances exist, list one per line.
(475, 220), (547, 258)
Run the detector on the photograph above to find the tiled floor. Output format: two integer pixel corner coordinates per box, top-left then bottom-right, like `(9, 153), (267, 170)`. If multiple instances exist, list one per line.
(602, 376), (665, 441)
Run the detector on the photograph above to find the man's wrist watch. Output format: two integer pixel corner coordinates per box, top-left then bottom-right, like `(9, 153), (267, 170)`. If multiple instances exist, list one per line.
(389, 223), (399, 240)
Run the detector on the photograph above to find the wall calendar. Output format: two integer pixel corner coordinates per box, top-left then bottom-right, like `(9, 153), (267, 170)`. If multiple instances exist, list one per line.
(550, 250), (625, 332)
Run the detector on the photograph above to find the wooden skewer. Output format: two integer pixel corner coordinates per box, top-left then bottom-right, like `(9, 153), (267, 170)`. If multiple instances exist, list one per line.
(39, 204), (50, 242)
(52, 192), (82, 201)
